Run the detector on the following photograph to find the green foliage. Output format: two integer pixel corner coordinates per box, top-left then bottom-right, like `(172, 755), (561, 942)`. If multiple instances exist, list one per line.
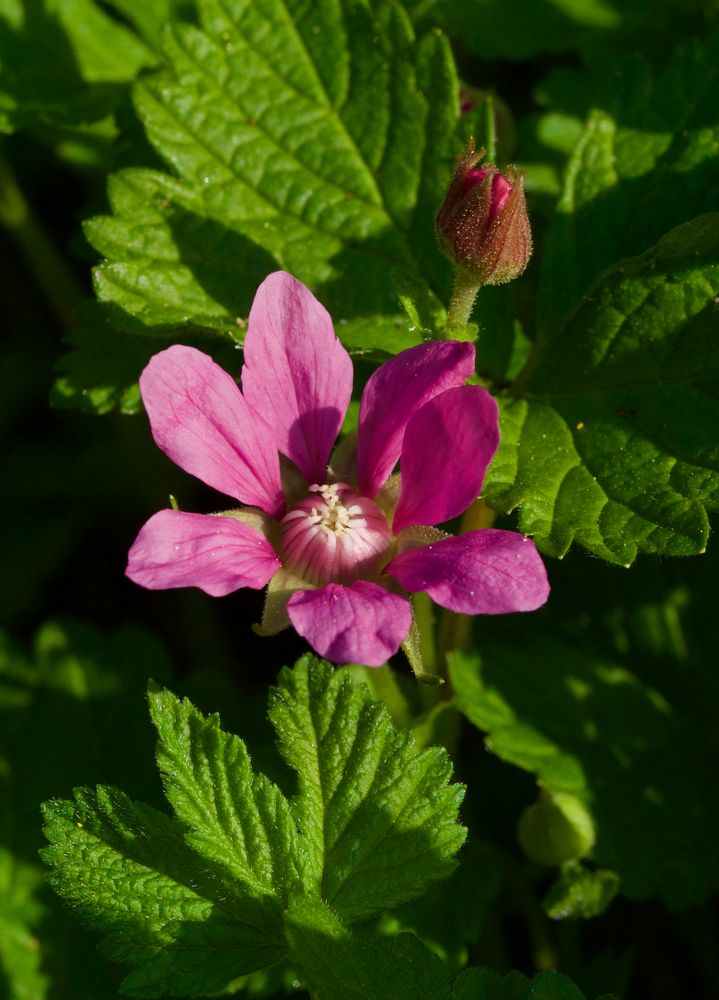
(286, 897), (453, 1000)
(418, 0), (708, 63)
(453, 967), (591, 1000)
(0, 620), (175, 998)
(43, 657), (465, 996)
(449, 633), (719, 907)
(539, 32), (719, 333)
(268, 657), (465, 921)
(79, 0), (460, 359)
(0, 0), (155, 133)
(543, 865), (620, 920)
(486, 214), (719, 563)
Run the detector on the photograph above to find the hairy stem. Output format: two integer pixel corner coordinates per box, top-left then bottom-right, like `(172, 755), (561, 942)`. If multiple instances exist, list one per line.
(445, 268), (481, 337)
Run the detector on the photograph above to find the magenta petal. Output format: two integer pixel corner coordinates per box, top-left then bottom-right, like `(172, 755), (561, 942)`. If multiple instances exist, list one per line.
(126, 510), (281, 597)
(387, 529), (549, 614)
(286, 581), (412, 667)
(393, 386), (499, 531)
(357, 341), (476, 497)
(242, 272), (352, 484)
(140, 346), (284, 517)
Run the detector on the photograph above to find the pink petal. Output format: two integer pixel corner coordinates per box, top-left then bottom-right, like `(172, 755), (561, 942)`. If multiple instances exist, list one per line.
(357, 341), (476, 497)
(393, 386), (499, 531)
(242, 272), (352, 484)
(286, 581), (412, 667)
(140, 346), (284, 517)
(387, 529), (550, 614)
(126, 510), (281, 597)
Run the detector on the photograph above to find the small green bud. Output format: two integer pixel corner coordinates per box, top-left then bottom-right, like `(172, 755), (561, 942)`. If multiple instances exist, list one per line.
(518, 790), (595, 867)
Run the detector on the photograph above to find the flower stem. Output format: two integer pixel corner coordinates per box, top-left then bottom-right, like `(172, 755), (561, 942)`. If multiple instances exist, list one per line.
(482, 93), (497, 163)
(0, 143), (83, 333)
(444, 268), (481, 337)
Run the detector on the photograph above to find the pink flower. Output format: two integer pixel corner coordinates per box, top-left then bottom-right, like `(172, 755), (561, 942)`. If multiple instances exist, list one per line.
(126, 272), (549, 667)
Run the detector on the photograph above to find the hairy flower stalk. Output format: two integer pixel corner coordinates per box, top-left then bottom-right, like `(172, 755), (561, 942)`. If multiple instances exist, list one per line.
(127, 272), (549, 667)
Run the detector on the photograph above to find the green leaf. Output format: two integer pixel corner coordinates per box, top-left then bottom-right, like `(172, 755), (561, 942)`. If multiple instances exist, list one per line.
(43, 656), (466, 994)
(543, 865), (620, 920)
(81, 0), (460, 361)
(539, 32), (719, 334)
(0, 0), (154, 133)
(268, 658), (466, 921)
(421, 0), (707, 63)
(285, 897), (452, 1000)
(486, 215), (719, 563)
(148, 687), (304, 899)
(42, 787), (287, 997)
(449, 636), (719, 906)
(421, 0), (619, 61)
(0, 853), (48, 1000)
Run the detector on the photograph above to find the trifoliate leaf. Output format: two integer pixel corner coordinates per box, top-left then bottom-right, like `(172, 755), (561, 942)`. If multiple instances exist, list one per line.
(43, 656), (466, 995)
(285, 897), (452, 1000)
(268, 658), (466, 921)
(78, 0), (460, 392)
(486, 214), (719, 563)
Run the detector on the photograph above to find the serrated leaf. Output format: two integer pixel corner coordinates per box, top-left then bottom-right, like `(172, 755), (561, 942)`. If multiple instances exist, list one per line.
(486, 215), (719, 563)
(539, 32), (719, 334)
(81, 0), (460, 363)
(449, 636), (719, 906)
(42, 787), (287, 997)
(43, 656), (466, 994)
(268, 658), (466, 922)
(149, 687), (304, 899)
(286, 897), (452, 1000)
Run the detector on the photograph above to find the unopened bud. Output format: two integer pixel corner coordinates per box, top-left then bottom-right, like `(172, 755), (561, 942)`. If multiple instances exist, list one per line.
(435, 144), (532, 286)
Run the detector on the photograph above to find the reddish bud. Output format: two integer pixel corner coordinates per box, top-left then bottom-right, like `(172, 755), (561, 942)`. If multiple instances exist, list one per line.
(435, 144), (532, 286)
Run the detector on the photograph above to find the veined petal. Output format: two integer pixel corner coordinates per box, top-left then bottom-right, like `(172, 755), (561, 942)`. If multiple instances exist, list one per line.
(393, 385), (499, 531)
(387, 529), (549, 614)
(242, 272), (352, 484)
(357, 341), (475, 497)
(286, 581), (412, 667)
(140, 346), (284, 517)
(126, 510), (281, 597)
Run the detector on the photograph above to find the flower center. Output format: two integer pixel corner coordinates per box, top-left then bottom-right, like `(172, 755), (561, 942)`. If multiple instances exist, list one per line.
(280, 483), (391, 586)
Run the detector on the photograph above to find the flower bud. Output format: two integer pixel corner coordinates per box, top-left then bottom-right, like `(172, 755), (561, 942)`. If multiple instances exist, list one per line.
(435, 144), (532, 286)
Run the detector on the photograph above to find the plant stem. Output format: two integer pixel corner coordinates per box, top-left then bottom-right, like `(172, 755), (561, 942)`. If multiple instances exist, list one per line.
(445, 268), (481, 337)
(0, 144), (83, 333)
(483, 93), (497, 162)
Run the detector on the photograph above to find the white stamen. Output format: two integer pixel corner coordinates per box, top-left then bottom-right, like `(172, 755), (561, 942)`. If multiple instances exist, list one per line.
(280, 483), (391, 586)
